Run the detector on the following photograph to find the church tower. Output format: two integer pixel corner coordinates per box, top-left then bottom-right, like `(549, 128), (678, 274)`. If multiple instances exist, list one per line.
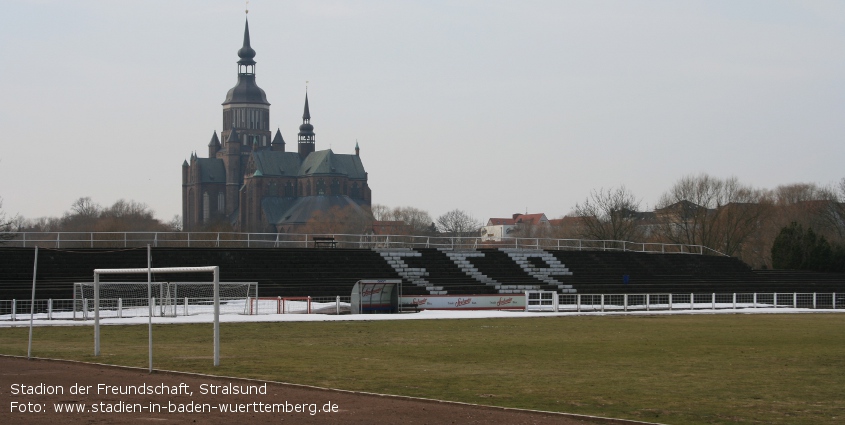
(297, 93), (316, 158)
(221, 18), (271, 150)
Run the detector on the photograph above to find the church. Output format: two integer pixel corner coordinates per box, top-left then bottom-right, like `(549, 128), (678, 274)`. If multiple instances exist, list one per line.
(182, 18), (372, 233)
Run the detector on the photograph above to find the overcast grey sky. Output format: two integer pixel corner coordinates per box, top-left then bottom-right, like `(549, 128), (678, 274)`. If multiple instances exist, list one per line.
(1, 0), (843, 224)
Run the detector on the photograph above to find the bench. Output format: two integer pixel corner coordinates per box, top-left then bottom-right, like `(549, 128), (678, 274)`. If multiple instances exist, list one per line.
(312, 237), (337, 249)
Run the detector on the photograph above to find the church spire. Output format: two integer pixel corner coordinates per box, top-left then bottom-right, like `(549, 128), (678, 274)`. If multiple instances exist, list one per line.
(302, 92), (311, 120)
(237, 18), (256, 72)
(298, 92), (315, 159)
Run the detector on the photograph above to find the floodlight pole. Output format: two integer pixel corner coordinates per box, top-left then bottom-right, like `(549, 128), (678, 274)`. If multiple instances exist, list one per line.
(94, 272), (100, 356)
(27, 246), (38, 359)
(214, 266), (220, 367)
(147, 245), (153, 373)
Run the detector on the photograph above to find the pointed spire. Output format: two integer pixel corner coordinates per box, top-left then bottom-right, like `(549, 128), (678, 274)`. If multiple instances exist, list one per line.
(355, 140), (360, 157)
(302, 92), (311, 121)
(237, 18), (256, 65)
(227, 126), (241, 144)
(208, 130), (221, 147)
(183, 159), (189, 167)
(272, 129), (285, 145)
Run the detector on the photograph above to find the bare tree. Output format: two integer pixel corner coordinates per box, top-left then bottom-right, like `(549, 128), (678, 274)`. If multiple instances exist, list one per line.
(656, 174), (769, 257)
(436, 209), (482, 237)
(370, 204), (391, 221)
(0, 198), (15, 243)
(573, 186), (644, 241)
(301, 205), (374, 235)
(390, 206), (434, 235)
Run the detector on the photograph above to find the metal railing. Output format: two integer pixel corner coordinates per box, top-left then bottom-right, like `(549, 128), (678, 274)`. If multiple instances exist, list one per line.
(0, 231), (723, 255)
(546, 292), (841, 312)
(0, 296), (354, 321)
(2, 293), (839, 321)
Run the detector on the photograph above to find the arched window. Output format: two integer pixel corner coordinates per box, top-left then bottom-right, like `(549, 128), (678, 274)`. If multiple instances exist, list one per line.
(330, 179), (340, 195)
(316, 179), (326, 195)
(217, 192), (225, 212)
(351, 183), (361, 199)
(284, 182), (294, 197)
(202, 192), (210, 223)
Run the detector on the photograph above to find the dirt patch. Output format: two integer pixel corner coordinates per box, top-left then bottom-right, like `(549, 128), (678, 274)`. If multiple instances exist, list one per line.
(0, 356), (616, 424)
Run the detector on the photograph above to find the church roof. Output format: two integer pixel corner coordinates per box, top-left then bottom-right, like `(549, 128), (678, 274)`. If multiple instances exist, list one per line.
(299, 150), (366, 178)
(223, 75), (269, 105)
(251, 151), (303, 176)
(222, 18), (269, 105)
(262, 195), (369, 226)
(196, 158), (226, 183)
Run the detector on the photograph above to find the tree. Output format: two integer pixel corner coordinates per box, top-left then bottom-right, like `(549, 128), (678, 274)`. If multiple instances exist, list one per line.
(771, 222), (844, 272)
(435, 209), (481, 237)
(370, 204), (435, 235)
(300, 205), (374, 235)
(573, 186), (643, 241)
(0, 197), (15, 243)
(655, 174), (769, 257)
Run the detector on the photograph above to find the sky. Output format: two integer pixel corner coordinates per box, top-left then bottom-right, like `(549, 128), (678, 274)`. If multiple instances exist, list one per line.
(1, 0), (843, 225)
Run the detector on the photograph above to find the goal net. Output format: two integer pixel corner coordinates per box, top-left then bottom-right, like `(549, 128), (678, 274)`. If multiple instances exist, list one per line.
(249, 296), (311, 315)
(74, 282), (257, 318)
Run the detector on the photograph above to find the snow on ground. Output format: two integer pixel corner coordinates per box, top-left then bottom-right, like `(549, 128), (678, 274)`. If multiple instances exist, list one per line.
(1, 305), (843, 328)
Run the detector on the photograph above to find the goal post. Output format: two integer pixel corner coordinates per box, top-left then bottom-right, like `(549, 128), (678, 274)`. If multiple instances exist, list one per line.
(93, 266), (222, 366)
(75, 281), (257, 317)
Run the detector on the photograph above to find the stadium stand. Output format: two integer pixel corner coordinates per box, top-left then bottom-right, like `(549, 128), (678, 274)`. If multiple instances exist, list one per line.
(0, 247), (843, 301)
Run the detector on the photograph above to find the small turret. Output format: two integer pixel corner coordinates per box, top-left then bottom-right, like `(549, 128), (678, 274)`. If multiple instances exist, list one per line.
(271, 128), (285, 152)
(208, 131), (221, 157)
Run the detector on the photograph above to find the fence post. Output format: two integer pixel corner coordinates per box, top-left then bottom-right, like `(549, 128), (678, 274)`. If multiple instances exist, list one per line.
(600, 294), (605, 312)
(336, 296), (340, 315)
(185, 297), (189, 316)
(118, 298), (122, 318)
(576, 294), (581, 312)
(669, 294), (673, 310)
(624, 294), (628, 312)
(813, 293), (817, 309)
(307, 296), (312, 314)
(712, 293), (715, 310)
(774, 293), (778, 308)
(690, 293), (695, 310)
(646, 293), (650, 311)
(834, 293), (837, 310)
(11, 300), (15, 321)
(793, 292), (797, 308)
(48, 299), (53, 320)
(753, 293), (757, 308)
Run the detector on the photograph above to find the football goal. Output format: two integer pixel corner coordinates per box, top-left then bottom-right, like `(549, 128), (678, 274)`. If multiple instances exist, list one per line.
(91, 266), (226, 366)
(74, 281), (257, 318)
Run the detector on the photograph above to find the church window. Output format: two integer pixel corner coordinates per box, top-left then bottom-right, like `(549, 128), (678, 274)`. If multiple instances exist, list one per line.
(284, 182), (293, 197)
(330, 179), (340, 195)
(202, 192), (210, 223)
(351, 183), (360, 199)
(316, 179), (326, 195)
(217, 192), (225, 212)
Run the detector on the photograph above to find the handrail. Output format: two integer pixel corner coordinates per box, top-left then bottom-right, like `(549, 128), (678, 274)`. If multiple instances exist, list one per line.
(0, 231), (726, 255)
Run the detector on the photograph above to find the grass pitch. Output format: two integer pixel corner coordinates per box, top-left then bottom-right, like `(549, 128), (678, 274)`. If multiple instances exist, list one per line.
(2, 314), (844, 424)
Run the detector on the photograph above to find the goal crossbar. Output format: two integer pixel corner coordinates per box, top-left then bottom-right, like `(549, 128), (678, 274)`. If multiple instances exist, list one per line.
(93, 266), (221, 366)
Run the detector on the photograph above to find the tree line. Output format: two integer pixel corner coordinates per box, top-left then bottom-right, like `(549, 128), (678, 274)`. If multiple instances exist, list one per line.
(2, 174), (843, 271)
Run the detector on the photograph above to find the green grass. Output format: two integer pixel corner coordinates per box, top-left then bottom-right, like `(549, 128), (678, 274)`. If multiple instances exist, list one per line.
(2, 314), (844, 424)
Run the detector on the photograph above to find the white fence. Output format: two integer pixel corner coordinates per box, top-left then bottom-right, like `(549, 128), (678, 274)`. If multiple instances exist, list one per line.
(0, 231), (721, 255)
(550, 292), (841, 312)
(0, 296), (353, 321)
(2, 293), (840, 320)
